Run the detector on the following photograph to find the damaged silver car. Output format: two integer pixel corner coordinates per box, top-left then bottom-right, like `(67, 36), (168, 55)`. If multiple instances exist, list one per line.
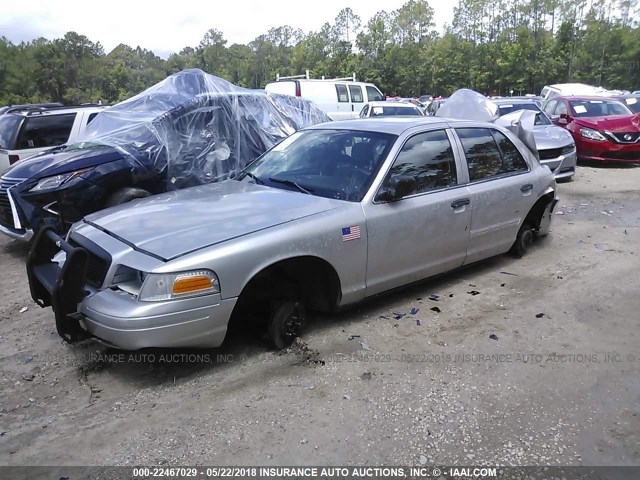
(28, 116), (558, 350)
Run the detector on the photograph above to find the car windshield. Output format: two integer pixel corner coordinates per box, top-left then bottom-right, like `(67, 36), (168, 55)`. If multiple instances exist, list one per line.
(622, 97), (640, 113)
(497, 103), (551, 125)
(371, 106), (423, 117)
(239, 129), (397, 202)
(0, 114), (21, 149)
(570, 100), (632, 117)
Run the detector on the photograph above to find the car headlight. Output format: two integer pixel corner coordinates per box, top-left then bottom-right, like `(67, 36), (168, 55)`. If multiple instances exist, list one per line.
(138, 270), (220, 302)
(30, 168), (92, 192)
(580, 128), (607, 141)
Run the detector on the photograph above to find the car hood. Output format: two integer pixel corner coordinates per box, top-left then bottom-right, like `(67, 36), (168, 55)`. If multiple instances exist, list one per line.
(84, 180), (343, 260)
(533, 124), (574, 150)
(574, 114), (640, 133)
(3, 145), (124, 180)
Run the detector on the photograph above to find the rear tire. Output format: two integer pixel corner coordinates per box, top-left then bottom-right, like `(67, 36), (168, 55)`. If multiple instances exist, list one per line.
(105, 187), (151, 207)
(267, 300), (305, 350)
(510, 223), (534, 258)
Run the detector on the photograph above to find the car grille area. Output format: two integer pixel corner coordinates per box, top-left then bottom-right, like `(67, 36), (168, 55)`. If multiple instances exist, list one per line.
(607, 132), (640, 144)
(68, 236), (112, 288)
(0, 177), (27, 229)
(538, 145), (575, 160)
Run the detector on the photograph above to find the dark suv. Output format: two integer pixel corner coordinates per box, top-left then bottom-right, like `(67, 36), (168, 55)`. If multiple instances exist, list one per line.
(0, 69), (330, 241)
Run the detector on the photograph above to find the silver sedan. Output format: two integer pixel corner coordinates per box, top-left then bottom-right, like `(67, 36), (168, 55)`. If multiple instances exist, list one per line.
(28, 117), (558, 350)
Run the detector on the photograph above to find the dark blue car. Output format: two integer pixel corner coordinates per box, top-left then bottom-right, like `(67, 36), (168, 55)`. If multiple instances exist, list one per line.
(0, 69), (330, 241)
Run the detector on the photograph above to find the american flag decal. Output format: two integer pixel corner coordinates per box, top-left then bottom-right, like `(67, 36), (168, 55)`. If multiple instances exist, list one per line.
(342, 225), (361, 242)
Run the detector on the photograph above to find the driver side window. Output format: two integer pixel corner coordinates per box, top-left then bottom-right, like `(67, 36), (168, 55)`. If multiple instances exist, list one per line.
(388, 130), (457, 195)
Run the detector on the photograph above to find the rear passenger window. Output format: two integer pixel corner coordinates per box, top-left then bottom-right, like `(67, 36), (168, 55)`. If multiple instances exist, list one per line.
(336, 84), (349, 103)
(349, 85), (364, 103)
(457, 128), (527, 182)
(16, 113), (77, 149)
(87, 112), (100, 124)
(388, 130), (457, 194)
(491, 130), (528, 173)
(366, 86), (384, 102)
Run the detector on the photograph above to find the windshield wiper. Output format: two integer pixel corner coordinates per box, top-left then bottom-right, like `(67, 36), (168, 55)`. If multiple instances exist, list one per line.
(242, 172), (265, 185)
(269, 177), (313, 194)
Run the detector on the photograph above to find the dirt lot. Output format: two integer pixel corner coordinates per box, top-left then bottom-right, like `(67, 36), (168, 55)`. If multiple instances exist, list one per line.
(1, 165), (639, 469)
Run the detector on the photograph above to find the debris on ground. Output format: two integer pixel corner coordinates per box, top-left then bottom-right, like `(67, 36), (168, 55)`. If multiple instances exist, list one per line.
(21, 374), (35, 382)
(19, 306), (28, 313)
(430, 307), (441, 313)
(489, 334), (499, 341)
(535, 313), (545, 318)
(428, 294), (440, 301)
(500, 271), (518, 276)
(347, 335), (360, 341)
(410, 307), (419, 315)
(361, 372), (372, 380)
(416, 320), (421, 326)
(467, 290), (481, 296)
(360, 342), (371, 351)
(393, 312), (406, 320)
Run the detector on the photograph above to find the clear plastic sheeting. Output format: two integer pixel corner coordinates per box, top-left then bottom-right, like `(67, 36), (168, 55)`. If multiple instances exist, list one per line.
(435, 89), (539, 159)
(75, 69), (331, 188)
(435, 89), (499, 122)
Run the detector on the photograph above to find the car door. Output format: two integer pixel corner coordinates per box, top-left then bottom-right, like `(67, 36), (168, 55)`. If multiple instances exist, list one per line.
(363, 128), (472, 296)
(348, 85), (365, 119)
(334, 84), (352, 120)
(454, 127), (533, 263)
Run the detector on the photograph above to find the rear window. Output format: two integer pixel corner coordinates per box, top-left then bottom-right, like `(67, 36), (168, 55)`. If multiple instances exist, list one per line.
(0, 115), (22, 149)
(16, 113), (77, 149)
(370, 106), (423, 117)
(366, 86), (384, 102)
(336, 85), (349, 103)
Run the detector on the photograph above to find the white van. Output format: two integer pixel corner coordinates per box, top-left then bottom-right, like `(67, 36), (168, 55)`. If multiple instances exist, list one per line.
(540, 83), (622, 103)
(265, 72), (384, 120)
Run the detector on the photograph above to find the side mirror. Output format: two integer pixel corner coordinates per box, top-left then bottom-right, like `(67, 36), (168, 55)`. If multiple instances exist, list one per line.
(376, 175), (418, 202)
(558, 113), (571, 124)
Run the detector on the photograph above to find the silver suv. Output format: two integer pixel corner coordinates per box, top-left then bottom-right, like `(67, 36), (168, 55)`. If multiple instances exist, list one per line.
(0, 104), (104, 172)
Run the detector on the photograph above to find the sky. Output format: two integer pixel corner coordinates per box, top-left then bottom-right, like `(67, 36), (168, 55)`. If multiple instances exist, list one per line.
(0, 0), (456, 58)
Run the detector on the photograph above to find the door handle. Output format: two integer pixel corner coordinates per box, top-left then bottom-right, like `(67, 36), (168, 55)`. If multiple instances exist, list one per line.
(351, 105), (354, 111)
(520, 184), (533, 193)
(451, 198), (470, 209)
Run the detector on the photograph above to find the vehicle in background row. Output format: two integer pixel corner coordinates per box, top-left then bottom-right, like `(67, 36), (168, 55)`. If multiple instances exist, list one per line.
(615, 95), (640, 114)
(0, 103), (63, 116)
(492, 98), (576, 181)
(28, 117), (557, 350)
(0, 104), (104, 172)
(543, 96), (640, 163)
(0, 69), (330, 242)
(359, 101), (424, 118)
(265, 71), (384, 120)
(426, 99), (447, 116)
(418, 95), (433, 104)
(540, 83), (624, 103)
(631, 90), (640, 95)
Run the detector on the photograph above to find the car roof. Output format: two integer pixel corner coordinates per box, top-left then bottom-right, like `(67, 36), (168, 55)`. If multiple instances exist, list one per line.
(555, 96), (624, 102)
(366, 101), (419, 108)
(493, 98), (539, 105)
(6, 104), (105, 117)
(307, 117), (480, 135)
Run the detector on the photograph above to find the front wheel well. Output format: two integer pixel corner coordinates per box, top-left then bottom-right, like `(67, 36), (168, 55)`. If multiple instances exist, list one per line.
(232, 256), (342, 318)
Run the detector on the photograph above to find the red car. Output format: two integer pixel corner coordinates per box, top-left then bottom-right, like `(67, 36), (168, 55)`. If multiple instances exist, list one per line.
(543, 96), (640, 162)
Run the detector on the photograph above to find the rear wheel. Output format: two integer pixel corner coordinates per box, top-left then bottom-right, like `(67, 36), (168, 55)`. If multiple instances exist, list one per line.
(267, 300), (305, 350)
(105, 187), (151, 208)
(510, 223), (534, 258)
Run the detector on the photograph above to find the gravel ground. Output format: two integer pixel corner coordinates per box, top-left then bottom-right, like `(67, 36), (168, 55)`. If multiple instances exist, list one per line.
(0, 165), (639, 468)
